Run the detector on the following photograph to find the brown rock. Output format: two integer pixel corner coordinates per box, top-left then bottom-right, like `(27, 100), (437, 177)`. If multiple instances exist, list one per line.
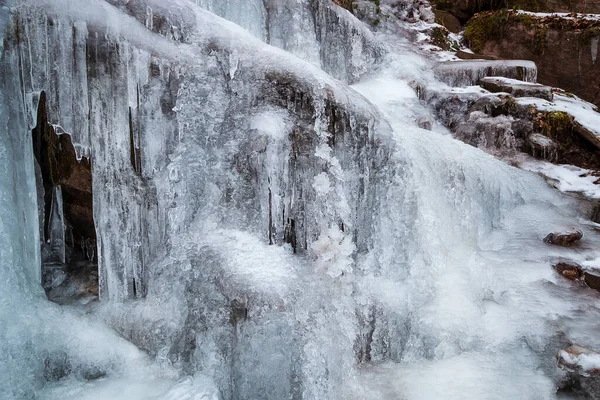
(544, 230), (583, 246)
(554, 262), (584, 280)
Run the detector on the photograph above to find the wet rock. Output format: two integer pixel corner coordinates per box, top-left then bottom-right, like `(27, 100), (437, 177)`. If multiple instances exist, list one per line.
(479, 77), (553, 101)
(584, 270), (600, 292)
(543, 230), (583, 246)
(553, 262), (584, 280)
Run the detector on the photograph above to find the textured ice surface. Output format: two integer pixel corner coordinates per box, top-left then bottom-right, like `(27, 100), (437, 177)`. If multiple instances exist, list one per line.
(4, 0), (600, 399)
(434, 60), (538, 87)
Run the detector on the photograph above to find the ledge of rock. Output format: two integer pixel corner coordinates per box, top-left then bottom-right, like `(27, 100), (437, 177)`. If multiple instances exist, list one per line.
(479, 77), (553, 101)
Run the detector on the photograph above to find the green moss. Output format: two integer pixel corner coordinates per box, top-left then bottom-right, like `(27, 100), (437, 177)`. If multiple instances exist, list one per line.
(532, 26), (547, 55)
(579, 27), (600, 45)
(536, 111), (574, 139)
(464, 9), (510, 53)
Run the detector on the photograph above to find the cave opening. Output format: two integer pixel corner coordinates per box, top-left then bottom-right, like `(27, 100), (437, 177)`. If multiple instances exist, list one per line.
(31, 91), (98, 304)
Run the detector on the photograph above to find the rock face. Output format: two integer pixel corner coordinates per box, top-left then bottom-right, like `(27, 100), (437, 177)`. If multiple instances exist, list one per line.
(464, 11), (600, 107)
(544, 230), (584, 246)
(435, 0), (600, 24)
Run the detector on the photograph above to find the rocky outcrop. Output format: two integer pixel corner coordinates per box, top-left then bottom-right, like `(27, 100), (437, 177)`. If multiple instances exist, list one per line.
(435, 0), (600, 24)
(425, 84), (600, 169)
(464, 10), (600, 107)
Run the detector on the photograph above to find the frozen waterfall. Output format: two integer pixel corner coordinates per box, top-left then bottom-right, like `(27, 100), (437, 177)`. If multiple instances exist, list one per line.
(2, 0), (600, 399)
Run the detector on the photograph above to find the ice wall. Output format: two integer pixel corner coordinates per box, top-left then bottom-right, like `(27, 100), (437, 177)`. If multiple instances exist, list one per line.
(193, 0), (383, 82)
(2, 0), (595, 399)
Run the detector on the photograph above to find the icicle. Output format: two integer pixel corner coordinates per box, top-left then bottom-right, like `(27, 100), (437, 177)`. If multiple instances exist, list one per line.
(592, 36), (599, 65)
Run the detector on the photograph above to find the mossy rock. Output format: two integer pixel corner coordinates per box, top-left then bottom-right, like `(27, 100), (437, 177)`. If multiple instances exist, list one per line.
(464, 9), (510, 53)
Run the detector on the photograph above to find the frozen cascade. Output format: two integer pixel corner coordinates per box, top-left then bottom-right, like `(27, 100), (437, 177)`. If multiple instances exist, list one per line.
(2, 0), (600, 399)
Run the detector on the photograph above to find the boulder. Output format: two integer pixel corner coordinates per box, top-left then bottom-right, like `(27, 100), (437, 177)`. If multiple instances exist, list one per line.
(435, 10), (461, 33)
(543, 229), (583, 246)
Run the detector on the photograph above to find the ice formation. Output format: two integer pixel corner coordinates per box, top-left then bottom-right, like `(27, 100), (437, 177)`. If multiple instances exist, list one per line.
(2, 0), (600, 399)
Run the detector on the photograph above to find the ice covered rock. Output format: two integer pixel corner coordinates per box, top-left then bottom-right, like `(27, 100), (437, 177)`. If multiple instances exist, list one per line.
(558, 345), (600, 399)
(527, 133), (558, 162)
(433, 60), (537, 87)
(544, 229), (583, 246)
(479, 77), (553, 101)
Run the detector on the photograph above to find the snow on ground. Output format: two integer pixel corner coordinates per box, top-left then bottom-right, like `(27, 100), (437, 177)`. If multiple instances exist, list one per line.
(520, 160), (600, 199)
(515, 10), (600, 21)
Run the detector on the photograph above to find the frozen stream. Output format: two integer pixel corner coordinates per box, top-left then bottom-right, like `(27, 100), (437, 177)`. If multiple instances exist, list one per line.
(1, 0), (600, 399)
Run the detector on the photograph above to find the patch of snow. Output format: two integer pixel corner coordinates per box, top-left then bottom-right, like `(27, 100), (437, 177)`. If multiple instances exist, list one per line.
(520, 159), (600, 199)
